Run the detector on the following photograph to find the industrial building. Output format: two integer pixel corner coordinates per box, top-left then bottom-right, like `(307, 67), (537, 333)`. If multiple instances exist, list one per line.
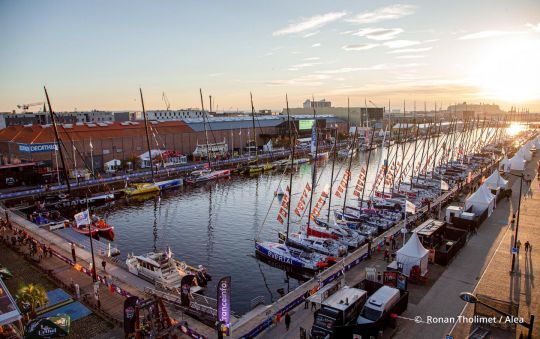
(0, 115), (346, 174)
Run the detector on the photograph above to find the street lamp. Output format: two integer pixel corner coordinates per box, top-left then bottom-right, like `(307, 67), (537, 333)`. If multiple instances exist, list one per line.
(460, 292), (535, 339)
(507, 172), (525, 273)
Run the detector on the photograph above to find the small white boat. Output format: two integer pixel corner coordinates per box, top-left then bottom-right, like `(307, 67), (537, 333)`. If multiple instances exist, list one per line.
(126, 249), (209, 292)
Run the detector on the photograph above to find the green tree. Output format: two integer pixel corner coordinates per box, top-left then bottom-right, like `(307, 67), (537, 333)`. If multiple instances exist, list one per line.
(16, 283), (48, 318)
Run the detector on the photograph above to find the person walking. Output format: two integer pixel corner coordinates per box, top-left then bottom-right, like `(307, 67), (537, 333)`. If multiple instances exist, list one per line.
(391, 237), (396, 250)
(71, 242), (76, 263)
(284, 313), (291, 331)
(525, 241), (530, 253)
(101, 259), (107, 273)
(517, 240), (522, 253)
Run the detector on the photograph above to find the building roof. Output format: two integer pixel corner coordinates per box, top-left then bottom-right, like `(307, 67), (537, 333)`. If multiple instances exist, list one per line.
(0, 121), (194, 144)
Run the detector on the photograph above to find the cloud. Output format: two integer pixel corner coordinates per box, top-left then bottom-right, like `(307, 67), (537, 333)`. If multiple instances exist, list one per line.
(316, 64), (387, 74)
(303, 31), (320, 38)
(288, 62), (322, 71)
(304, 57), (320, 61)
(387, 46), (433, 54)
(312, 43), (321, 47)
(208, 73), (224, 77)
(265, 74), (330, 87)
(383, 40), (421, 48)
(353, 28), (403, 41)
(342, 43), (379, 51)
(458, 30), (515, 40)
(395, 55), (425, 59)
(527, 22), (540, 33)
(348, 4), (415, 24)
(272, 12), (346, 36)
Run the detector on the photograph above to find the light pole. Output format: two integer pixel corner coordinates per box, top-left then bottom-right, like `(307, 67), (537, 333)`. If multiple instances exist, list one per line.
(507, 172), (524, 273)
(460, 292), (535, 339)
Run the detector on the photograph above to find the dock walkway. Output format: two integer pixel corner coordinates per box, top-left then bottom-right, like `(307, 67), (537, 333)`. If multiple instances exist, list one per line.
(0, 206), (217, 338)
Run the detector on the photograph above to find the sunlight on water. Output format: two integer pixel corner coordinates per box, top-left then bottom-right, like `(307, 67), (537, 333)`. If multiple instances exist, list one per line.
(506, 123), (526, 137)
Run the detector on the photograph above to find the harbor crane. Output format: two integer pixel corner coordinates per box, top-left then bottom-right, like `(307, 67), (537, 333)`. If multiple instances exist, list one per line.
(17, 102), (44, 112)
(162, 92), (171, 110)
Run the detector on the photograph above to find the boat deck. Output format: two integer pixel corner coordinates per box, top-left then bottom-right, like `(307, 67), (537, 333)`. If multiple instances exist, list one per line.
(54, 227), (120, 257)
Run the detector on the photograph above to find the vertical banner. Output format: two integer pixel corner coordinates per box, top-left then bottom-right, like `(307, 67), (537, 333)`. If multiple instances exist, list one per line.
(217, 276), (232, 336)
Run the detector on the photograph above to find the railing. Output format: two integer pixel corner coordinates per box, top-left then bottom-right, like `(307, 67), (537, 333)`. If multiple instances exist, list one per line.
(143, 287), (218, 319)
(250, 296), (266, 310)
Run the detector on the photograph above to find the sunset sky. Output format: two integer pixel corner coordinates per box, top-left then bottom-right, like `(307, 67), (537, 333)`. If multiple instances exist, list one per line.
(1, 0), (540, 112)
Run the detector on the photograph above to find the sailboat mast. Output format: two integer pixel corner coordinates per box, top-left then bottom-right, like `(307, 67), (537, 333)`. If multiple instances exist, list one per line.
(199, 89), (212, 169)
(307, 97), (318, 229)
(44, 87), (71, 193)
(139, 88), (155, 181)
(327, 128), (338, 222)
(285, 95), (295, 241)
(359, 125), (376, 205)
(342, 97), (357, 211)
(250, 92), (258, 163)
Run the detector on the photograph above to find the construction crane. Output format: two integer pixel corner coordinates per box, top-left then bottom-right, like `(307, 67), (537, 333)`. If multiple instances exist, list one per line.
(17, 102), (44, 112)
(162, 92), (171, 111)
(368, 100), (378, 108)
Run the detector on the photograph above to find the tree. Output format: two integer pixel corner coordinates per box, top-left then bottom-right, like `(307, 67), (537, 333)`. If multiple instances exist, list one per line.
(16, 283), (48, 318)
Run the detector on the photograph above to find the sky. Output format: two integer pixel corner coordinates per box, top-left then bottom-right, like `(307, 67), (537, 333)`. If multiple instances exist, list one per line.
(1, 0), (540, 112)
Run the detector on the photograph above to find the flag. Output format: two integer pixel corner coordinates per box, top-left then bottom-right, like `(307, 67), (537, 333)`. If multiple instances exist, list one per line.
(277, 215), (284, 224)
(75, 209), (91, 227)
(440, 180), (449, 191)
(294, 208), (301, 217)
(279, 207), (288, 218)
(405, 200), (416, 214)
(305, 183), (312, 192)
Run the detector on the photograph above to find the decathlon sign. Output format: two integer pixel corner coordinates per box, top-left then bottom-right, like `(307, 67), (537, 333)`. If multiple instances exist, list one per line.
(18, 143), (58, 153)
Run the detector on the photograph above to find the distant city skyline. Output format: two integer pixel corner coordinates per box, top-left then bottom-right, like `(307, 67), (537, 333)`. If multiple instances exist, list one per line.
(1, 0), (540, 112)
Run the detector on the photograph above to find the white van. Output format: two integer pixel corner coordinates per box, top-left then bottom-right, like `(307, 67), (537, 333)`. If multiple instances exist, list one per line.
(356, 285), (400, 324)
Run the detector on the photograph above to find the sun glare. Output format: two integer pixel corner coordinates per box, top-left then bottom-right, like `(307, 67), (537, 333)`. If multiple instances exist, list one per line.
(506, 122), (525, 137)
(470, 37), (540, 102)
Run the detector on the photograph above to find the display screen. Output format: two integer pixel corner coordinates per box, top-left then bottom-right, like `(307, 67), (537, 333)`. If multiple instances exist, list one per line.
(299, 119), (315, 130)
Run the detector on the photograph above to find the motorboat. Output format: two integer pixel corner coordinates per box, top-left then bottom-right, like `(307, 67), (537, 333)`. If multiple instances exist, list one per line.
(126, 249), (210, 292)
(155, 178), (183, 190)
(124, 183), (159, 196)
(255, 241), (336, 272)
(338, 148), (357, 158)
(91, 215), (115, 241)
(71, 222), (100, 238)
(278, 231), (347, 257)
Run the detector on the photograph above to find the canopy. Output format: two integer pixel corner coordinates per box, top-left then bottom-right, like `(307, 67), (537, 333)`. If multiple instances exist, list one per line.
(24, 315), (70, 338)
(0, 278), (21, 326)
(483, 170), (508, 190)
(518, 148), (532, 161)
(396, 232), (429, 277)
(499, 156), (511, 172)
(509, 154), (526, 171)
(465, 184), (496, 216)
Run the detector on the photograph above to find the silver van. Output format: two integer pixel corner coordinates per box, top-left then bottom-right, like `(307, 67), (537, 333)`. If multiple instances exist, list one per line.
(356, 285), (400, 324)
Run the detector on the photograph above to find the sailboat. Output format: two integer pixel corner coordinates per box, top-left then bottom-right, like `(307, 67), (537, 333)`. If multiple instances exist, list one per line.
(123, 89), (160, 196)
(248, 93), (275, 174)
(255, 96), (336, 272)
(186, 90), (231, 184)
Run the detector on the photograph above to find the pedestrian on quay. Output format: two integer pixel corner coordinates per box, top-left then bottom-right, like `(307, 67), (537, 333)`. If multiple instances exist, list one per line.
(384, 249), (390, 263)
(517, 240), (522, 253)
(285, 313), (291, 331)
(525, 241), (530, 253)
(101, 259), (107, 273)
(311, 300), (317, 311)
(71, 242), (76, 263)
(391, 237), (396, 250)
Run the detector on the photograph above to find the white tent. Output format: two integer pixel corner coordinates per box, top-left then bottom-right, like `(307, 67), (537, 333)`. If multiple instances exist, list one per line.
(499, 156), (511, 172)
(518, 148), (532, 161)
(483, 170), (508, 190)
(105, 159), (122, 172)
(465, 184), (496, 216)
(509, 154), (526, 171)
(396, 232), (429, 277)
